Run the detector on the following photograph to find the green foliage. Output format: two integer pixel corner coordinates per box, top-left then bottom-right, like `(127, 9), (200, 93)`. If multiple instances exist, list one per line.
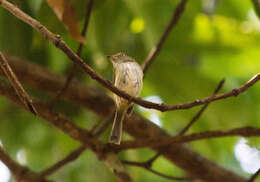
(1, 0), (260, 181)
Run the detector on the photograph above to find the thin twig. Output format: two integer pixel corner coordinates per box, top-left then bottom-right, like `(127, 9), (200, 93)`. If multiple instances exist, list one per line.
(90, 118), (104, 133)
(178, 79), (225, 136)
(1, 0), (259, 112)
(142, 0), (188, 75)
(248, 168), (260, 182)
(49, 0), (94, 107)
(146, 79), (225, 163)
(0, 80), (132, 182)
(92, 112), (115, 137)
(146, 153), (161, 165)
(122, 160), (189, 181)
(116, 126), (260, 150)
(136, 152), (163, 170)
(0, 52), (37, 115)
(0, 79), (102, 151)
(40, 146), (86, 177)
(0, 57), (248, 182)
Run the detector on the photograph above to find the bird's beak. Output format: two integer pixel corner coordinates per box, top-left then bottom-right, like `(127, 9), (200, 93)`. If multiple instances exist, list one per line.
(107, 55), (114, 63)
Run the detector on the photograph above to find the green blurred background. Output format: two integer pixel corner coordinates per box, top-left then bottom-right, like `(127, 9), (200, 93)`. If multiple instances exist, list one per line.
(0, 0), (260, 181)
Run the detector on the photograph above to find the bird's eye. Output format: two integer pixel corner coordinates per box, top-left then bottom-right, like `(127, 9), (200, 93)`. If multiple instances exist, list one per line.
(114, 53), (125, 59)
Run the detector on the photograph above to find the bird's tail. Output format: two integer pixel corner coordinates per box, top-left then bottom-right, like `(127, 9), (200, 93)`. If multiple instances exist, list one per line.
(109, 108), (126, 145)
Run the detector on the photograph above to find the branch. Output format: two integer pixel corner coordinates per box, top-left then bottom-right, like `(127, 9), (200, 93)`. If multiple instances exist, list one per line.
(40, 146), (86, 177)
(92, 113), (115, 137)
(117, 127), (260, 150)
(0, 79), (101, 151)
(1, 0), (258, 112)
(0, 53), (114, 117)
(0, 80), (132, 182)
(40, 115), (112, 177)
(248, 168), (260, 182)
(0, 55), (247, 182)
(0, 52), (37, 115)
(143, 77), (225, 169)
(50, 0), (94, 106)
(0, 147), (49, 182)
(178, 79), (225, 135)
(141, 0), (188, 74)
(122, 159), (190, 181)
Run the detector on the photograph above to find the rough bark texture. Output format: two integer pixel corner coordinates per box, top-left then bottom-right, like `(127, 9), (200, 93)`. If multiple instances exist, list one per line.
(0, 55), (247, 182)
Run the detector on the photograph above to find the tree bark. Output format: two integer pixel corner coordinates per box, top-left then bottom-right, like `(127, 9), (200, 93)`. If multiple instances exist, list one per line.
(0, 54), (247, 182)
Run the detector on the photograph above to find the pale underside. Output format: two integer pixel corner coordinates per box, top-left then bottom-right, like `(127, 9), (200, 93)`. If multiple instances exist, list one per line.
(113, 61), (143, 109)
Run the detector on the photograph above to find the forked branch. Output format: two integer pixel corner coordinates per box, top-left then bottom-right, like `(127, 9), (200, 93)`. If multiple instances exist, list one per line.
(117, 126), (260, 150)
(0, 52), (37, 115)
(0, 0), (259, 112)
(50, 0), (95, 106)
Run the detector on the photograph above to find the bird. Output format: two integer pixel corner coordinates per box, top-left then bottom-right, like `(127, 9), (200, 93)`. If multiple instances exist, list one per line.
(107, 53), (143, 145)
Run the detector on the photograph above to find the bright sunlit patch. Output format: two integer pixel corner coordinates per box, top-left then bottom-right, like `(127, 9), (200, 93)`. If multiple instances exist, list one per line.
(234, 138), (260, 173)
(248, 9), (260, 31)
(0, 140), (3, 147)
(149, 113), (161, 126)
(0, 161), (11, 182)
(16, 149), (27, 165)
(130, 17), (145, 34)
(193, 14), (215, 43)
(240, 21), (254, 34)
(138, 96), (163, 111)
(138, 96), (163, 127)
(241, 9), (260, 33)
(193, 13), (256, 48)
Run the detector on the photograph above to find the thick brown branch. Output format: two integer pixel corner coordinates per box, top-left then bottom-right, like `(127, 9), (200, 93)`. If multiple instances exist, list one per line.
(0, 53), (114, 117)
(117, 126), (260, 150)
(144, 79), (226, 173)
(40, 146), (86, 177)
(0, 55), (247, 182)
(178, 79), (225, 136)
(1, 0), (258, 112)
(0, 80), (132, 182)
(0, 52), (37, 115)
(0, 80), (101, 151)
(40, 116), (110, 177)
(0, 147), (49, 182)
(50, 0), (95, 106)
(142, 0), (188, 74)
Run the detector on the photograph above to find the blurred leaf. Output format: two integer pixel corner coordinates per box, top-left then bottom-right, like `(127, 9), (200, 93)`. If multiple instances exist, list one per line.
(1, 0), (260, 181)
(252, 0), (260, 17)
(45, 0), (85, 43)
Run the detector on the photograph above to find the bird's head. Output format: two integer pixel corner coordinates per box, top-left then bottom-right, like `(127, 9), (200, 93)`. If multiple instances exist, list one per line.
(107, 52), (135, 65)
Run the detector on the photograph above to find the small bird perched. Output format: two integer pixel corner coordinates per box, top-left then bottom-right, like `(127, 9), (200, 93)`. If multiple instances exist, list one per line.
(107, 53), (143, 145)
